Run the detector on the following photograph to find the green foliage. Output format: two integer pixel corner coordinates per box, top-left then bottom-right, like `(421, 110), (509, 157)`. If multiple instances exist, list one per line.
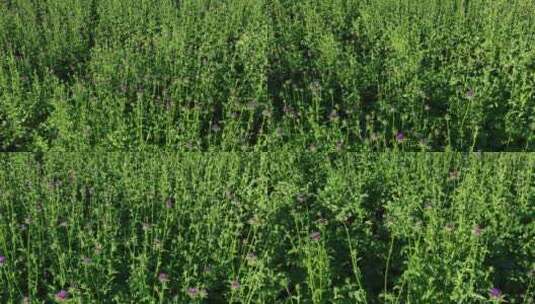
(0, 153), (534, 303)
(1, 0), (535, 151)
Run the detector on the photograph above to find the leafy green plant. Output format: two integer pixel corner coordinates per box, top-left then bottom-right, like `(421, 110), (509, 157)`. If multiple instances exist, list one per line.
(0, 153), (533, 303)
(1, 0), (534, 151)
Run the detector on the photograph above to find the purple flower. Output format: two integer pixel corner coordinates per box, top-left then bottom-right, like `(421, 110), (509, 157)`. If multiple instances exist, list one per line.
(55, 290), (69, 301)
(310, 231), (321, 241)
(158, 272), (169, 283)
(165, 197), (175, 209)
(187, 287), (199, 298)
(449, 170), (460, 181)
(396, 132), (405, 142)
(0, 255), (6, 266)
(82, 256), (92, 265)
(282, 105), (290, 114)
(472, 225), (482, 237)
(489, 287), (502, 299)
(95, 243), (103, 254)
(187, 287), (207, 299)
(230, 280), (240, 290)
(466, 89), (475, 99)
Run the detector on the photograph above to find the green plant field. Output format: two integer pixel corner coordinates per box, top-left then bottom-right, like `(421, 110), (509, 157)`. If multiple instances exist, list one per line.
(1, 0), (535, 151)
(0, 153), (534, 303)
(1, 1), (534, 303)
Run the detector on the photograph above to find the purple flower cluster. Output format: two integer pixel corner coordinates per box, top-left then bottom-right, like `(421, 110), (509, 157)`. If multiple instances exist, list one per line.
(55, 290), (69, 302)
(309, 231), (321, 241)
(489, 287), (502, 299)
(158, 272), (169, 283)
(186, 287), (207, 299)
(230, 280), (240, 290)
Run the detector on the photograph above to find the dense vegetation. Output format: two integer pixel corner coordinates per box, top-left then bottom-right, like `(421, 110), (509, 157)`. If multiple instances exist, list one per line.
(1, 1), (534, 303)
(0, 153), (534, 303)
(1, 0), (535, 151)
